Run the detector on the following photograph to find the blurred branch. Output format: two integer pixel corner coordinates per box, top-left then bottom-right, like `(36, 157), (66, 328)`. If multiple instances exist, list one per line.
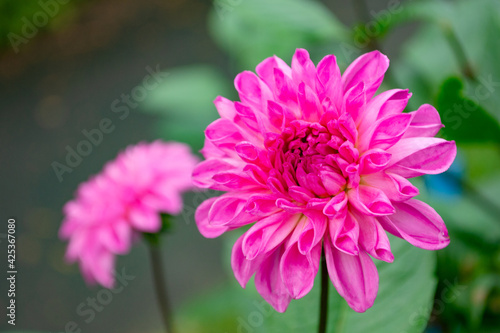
(440, 22), (478, 83)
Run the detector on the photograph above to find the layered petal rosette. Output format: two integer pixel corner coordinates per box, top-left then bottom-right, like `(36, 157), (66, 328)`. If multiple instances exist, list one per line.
(60, 141), (198, 287)
(193, 49), (456, 312)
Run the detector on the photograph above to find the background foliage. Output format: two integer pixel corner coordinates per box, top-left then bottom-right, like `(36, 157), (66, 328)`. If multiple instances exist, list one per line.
(1, 0), (499, 332)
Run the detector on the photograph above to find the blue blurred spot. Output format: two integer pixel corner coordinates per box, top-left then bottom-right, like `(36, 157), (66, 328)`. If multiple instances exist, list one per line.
(423, 151), (465, 200)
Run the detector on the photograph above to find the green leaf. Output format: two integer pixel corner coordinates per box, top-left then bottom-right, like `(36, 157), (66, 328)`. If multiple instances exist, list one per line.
(140, 65), (233, 150)
(179, 236), (438, 333)
(208, 0), (349, 70)
(436, 77), (500, 144)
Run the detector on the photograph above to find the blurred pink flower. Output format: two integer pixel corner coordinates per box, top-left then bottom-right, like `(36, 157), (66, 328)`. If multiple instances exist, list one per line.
(193, 49), (456, 312)
(59, 141), (198, 287)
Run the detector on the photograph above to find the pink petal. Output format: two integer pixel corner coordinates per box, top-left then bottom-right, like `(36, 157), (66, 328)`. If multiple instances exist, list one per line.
(256, 55), (292, 92)
(348, 185), (395, 216)
(280, 240), (321, 299)
(235, 71), (273, 111)
(208, 194), (255, 227)
(298, 82), (322, 122)
(358, 89), (411, 129)
(358, 149), (392, 175)
(403, 104), (444, 138)
(245, 194), (280, 216)
(128, 206), (161, 232)
(386, 138), (457, 178)
(98, 220), (131, 254)
(323, 192), (348, 217)
(338, 112), (358, 145)
(242, 212), (299, 260)
(378, 199), (450, 250)
(192, 158), (236, 189)
(343, 82), (366, 123)
(362, 172), (419, 202)
(328, 209), (360, 255)
(205, 118), (246, 150)
(274, 67), (298, 107)
(254, 245), (292, 313)
(214, 96), (237, 120)
(232, 235), (265, 288)
(359, 113), (413, 151)
(342, 50), (389, 100)
(316, 54), (342, 105)
(354, 213), (393, 263)
(324, 239), (379, 313)
(291, 48), (316, 89)
(319, 169), (346, 196)
(212, 171), (259, 191)
(298, 210), (327, 254)
(195, 197), (228, 238)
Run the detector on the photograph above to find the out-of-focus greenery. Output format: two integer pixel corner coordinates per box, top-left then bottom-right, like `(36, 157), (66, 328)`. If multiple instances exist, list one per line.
(140, 65), (234, 151)
(0, 0), (84, 51)
(136, 0), (500, 332)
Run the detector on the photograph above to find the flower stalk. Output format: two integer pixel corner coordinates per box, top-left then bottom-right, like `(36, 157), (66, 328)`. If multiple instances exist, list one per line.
(148, 240), (173, 333)
(318, 248), (329, 333)
(145, 214), (175, 333)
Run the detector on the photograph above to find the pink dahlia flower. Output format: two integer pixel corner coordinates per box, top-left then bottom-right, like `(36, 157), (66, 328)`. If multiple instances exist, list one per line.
(59, 141), (198, 287)
(193, 49), (456, 312)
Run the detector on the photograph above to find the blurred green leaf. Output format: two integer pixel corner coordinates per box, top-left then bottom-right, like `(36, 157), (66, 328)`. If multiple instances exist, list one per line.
(468, 275), (500, 329)
(140, 65), (233, 150)
(459, 145), (500, 181)
(426, 173), (500, 243)
(436, 77), (500, 144)
(393, 0), (500, 119)
(179, 235), (437, 333)
(0, 0), (83, 51)
(209, 0), (349, 69)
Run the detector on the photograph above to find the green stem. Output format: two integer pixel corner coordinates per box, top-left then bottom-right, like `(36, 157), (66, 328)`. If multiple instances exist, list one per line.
(148, 241), (173, 333)
(318, 248), (329, 333)
(441, 22), (477, 82)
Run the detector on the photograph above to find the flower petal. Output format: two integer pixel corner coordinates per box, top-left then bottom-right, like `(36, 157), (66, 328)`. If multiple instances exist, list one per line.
(256, 55), (292, 92)
(362, 172), (419, 202)
(129, 205), (161, 232)
(280, 240), (321, 299)
(342, 50), (389, 100)
(232, 234), (265, 288)
(242, 212), (299, 260)
(291, 48), (316, 89)
(195, 197), (228, 238)
(354, 213), (393, 263)
(386, 138), (457, 178)
(208, 194), (255, 227)
(324, 239), (379, 313)
(378, 199), (450, 250)
(316, 54), (342, 101)
(328, 209), (360, 255)
(403, 104), (444, 138)
(254, 245), (292, 313)
(348, 185), (395, 216)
